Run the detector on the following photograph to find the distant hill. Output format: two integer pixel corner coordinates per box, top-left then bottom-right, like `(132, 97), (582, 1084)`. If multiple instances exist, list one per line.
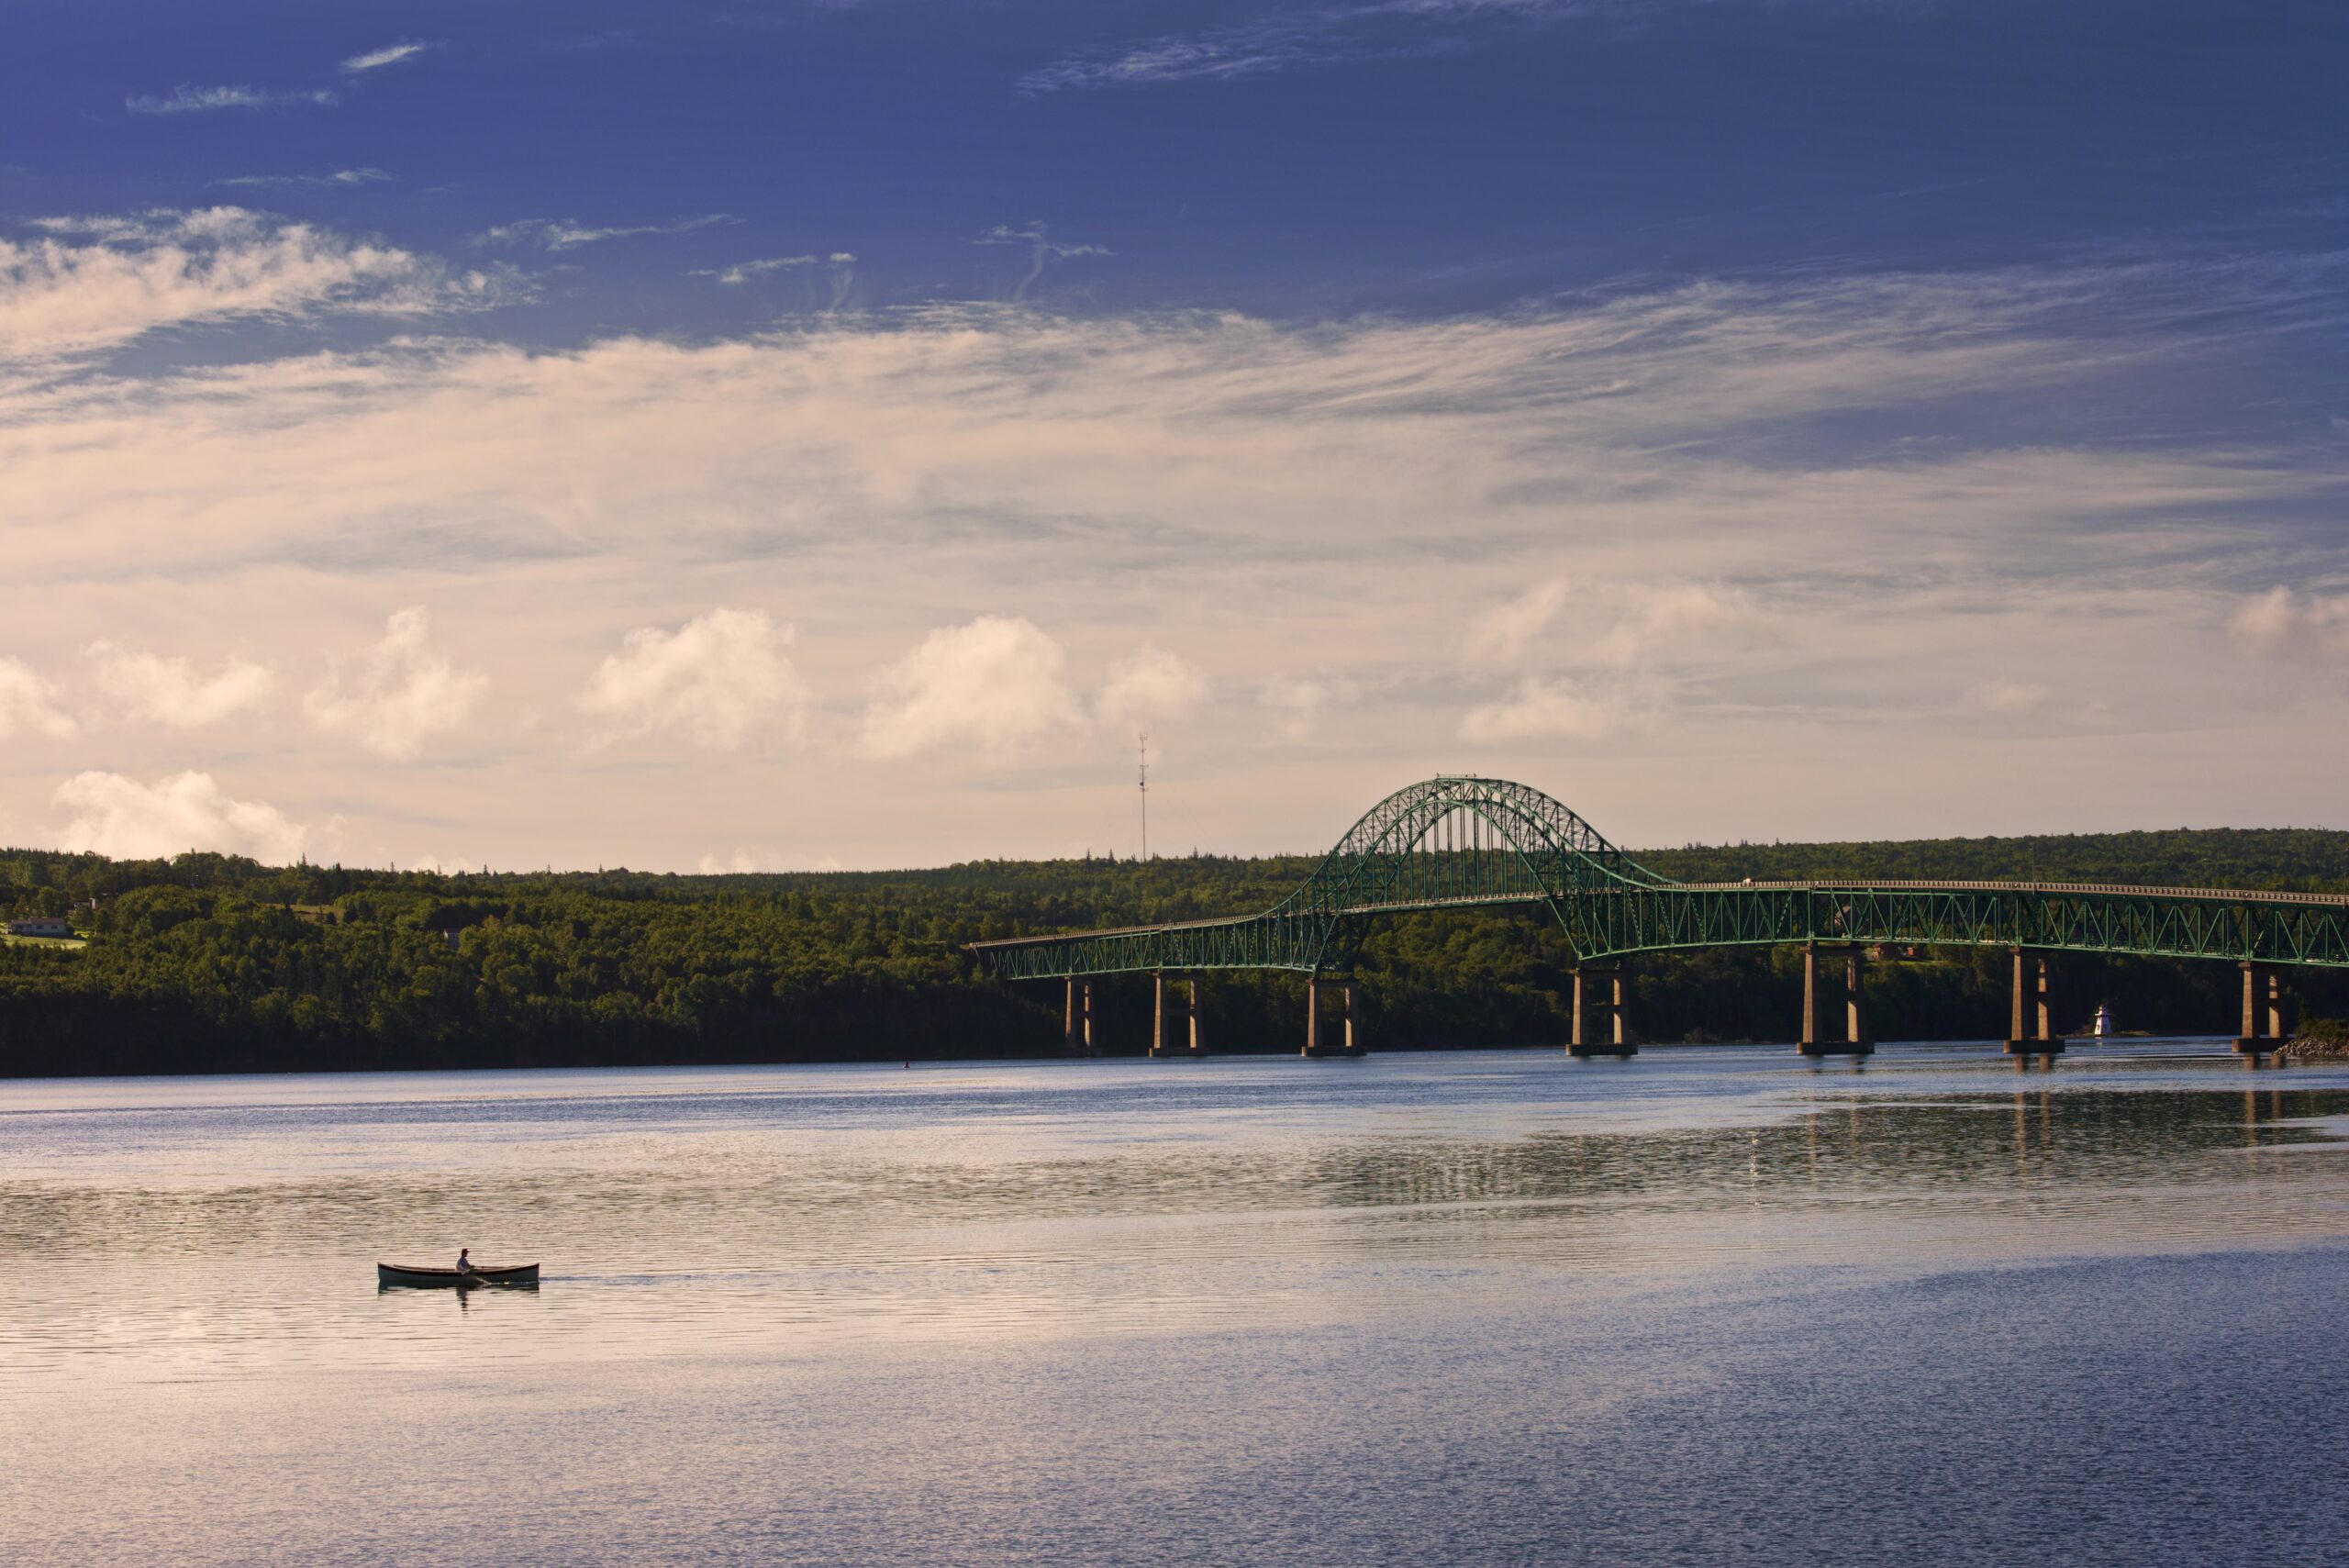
(4, 828), (2345, 1077)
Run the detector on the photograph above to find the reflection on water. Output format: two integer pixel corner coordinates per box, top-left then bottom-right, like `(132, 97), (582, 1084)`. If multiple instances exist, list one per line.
(4, 1043), (2348, 1567)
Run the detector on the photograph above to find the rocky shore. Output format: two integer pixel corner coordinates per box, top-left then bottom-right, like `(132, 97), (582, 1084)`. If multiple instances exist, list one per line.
(2280, 1018), (2349, 1059)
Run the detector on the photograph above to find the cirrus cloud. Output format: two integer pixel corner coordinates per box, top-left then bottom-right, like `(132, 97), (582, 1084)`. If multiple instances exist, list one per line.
(342, 41), (432, 74)
(125, 85), (338, 116)
(0, 206), (497, 361)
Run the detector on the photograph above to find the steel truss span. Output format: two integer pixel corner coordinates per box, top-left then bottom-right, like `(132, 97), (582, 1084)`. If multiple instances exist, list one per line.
(966, 775), (2349, 980)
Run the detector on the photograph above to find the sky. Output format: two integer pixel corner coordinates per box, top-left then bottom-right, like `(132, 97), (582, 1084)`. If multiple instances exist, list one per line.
(0, 0), (2343, 873)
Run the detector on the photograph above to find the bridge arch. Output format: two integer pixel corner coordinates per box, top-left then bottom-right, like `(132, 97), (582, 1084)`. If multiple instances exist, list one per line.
(967, 776), (2349, 981)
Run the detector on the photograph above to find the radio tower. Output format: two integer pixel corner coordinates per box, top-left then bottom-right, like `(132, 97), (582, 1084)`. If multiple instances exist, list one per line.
(1137, 733), (1150, 862)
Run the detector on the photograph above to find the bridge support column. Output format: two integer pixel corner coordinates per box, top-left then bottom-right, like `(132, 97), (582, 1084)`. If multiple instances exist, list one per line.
(2236, 962), (2290, 1060)
(2004, 951), (2065, 1059)
(1568, 967), (1635, 1058)
(1303, 976), (1364, 1058)
(1798, 944), (1872, 1057)
(1844, 951), (1873, 1051)
(1063, 979), (1096, 1057)
(1152, 973), (1206, 1058)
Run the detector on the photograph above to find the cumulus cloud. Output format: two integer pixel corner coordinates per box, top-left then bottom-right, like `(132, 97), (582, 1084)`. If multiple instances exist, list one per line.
(0, 206), (493, 361)
(696, 846), (844, 874)
(1095, 647), (1208, 729)
(126, 85), (338, 115)
(2229, 585), (2349, 657)
(52, 771), (308, 862)
(89, 643), (274, 728)
(304, 607), (487, 760)
(0, 257), (2342, 860)
(861, 617), (1085, 762)
(342, 40), (432, 73)
(0, 658), (77, 740)
(1458, 676), (1628, 744)
(576, 607), (806, 751)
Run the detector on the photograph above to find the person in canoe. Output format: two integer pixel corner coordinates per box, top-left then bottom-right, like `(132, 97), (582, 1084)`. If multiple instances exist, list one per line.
(456, 1248), (476, 1277)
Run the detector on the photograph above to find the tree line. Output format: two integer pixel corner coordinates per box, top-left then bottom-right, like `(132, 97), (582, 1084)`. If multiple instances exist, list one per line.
(5, 826), (2347, 1077)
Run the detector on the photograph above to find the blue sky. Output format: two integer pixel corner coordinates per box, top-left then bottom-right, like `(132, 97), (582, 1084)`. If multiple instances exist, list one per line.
(0, 1), (2344, 870)
(15, 2), (2342, 323)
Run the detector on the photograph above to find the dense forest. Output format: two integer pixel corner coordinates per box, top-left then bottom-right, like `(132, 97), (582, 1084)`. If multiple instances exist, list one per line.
(5, 826), (2348, 1077)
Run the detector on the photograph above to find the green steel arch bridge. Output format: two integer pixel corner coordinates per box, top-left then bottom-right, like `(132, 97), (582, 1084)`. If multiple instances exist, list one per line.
(967, 776), (2347, 1059)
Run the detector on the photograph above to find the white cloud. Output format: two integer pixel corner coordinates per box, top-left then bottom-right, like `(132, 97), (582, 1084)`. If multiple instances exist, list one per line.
(696, 255), (818, 283)
(342, 40), (432, 73)
(1459, 676), (1628, 743)
(0, 206), (490, 361)
(1464, 576), (1569, 662)
(216, 169), (394, 190)
(861, 617), (1085, 762)
(304, 607), (487, 760)
(977, 223), (1113, 299)
(696, 846), (843, 874)
(1260, 677), (1329, 740)
(1959, 680), (2052, 714)
(52, 771), (308, 862)
(2229, 585), (2349, 657)
(1590, 582), (1767, 665)
(3, 265), (2304, 587)
(576, 607), (805, 751)
(0, 658), (77, 740)
(126, 85), (338, 115)
(1095, 647), (1208, 729)
(1019, 2), (1579, 93)
(478, 215), (738, 251)
(1, 255), (2344, 862)
(89, 643), (274, 728)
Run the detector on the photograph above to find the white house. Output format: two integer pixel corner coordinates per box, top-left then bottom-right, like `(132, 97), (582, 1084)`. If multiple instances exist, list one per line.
(6, 917), (73, 939)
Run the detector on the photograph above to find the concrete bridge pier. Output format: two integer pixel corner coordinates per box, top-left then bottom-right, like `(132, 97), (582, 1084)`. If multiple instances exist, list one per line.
(1798, 943), (1873, 1057)
(1063, 979), (1097, 1057)
(1303, 976), (1364, 1058)
(1152, 973), (1206, 1058)
(2236, 962), (2292, 1061)
(2004, 950), (2065, 1060)
(1567, 967), (1635, 1058)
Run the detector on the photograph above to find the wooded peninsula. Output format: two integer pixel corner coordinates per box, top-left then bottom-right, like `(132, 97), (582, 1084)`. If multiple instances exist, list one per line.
(6, 828), (2347, 1076)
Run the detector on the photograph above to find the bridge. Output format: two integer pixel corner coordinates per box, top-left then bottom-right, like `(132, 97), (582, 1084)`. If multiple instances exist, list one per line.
(967, 776), (2349, 1062)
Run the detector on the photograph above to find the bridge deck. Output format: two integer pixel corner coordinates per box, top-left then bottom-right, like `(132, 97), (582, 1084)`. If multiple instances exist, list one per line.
(963, 779), (2349, 978)
(966, 876), (2349, 957)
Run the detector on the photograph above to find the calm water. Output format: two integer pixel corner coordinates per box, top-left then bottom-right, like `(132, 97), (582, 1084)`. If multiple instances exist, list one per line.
(5, 1041), (2347, 1566)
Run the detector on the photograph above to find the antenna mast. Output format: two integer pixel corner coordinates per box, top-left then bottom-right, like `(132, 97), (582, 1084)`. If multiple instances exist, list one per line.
(1138, 732), (1149, 862)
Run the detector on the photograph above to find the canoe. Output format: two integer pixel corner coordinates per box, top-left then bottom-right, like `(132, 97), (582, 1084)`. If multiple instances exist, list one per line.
(377, 1262), (540, 1288)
